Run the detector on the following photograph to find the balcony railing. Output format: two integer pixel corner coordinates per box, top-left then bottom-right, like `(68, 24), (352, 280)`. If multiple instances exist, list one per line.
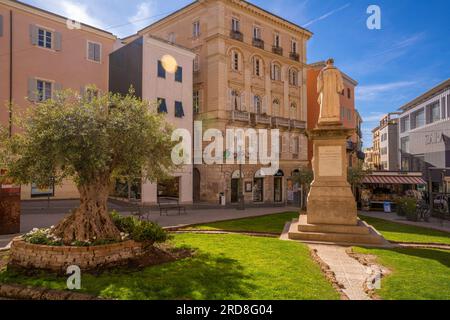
(230, 30), (243, 42)
(272, 117), (290, 128)
(230, 110), (250, 122)
(290, 120), (306, 130)
(252, 38), (264, 49)
(272, 46), (283, 56)
(254, 113), (271, 125)
(289, 52), (300, 62)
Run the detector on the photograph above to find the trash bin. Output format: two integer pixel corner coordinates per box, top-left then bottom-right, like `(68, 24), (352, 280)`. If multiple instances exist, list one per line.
(383, 201), (392, 213)
(0, 185), (21, 235)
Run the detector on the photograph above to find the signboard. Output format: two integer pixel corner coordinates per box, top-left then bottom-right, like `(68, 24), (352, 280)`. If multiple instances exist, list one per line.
(31, 183), (54, 197)
(318, 146), (342, 177)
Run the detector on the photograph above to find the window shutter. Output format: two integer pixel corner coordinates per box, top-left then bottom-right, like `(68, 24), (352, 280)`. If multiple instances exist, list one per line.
(0, 15), (3, 37)
(282, 134), (288, 154)
(88, 42), (94, 60)
(262, 96), (268, 114)
(29, 24), (38, 45)
(27, 78), (37, 101)
(54, 32), (62, 51)
(94, 43), (101, 62)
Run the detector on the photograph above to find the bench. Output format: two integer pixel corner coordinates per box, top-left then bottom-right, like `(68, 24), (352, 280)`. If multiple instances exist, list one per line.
(158, 197), (186, 216)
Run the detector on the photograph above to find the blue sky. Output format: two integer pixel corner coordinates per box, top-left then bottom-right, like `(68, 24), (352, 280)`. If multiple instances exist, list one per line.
(23, 0), (450, 147)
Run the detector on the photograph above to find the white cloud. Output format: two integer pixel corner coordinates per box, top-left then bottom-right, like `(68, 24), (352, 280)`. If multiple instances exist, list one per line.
(129, 2), (158, 31)
(356, 81), (416, 102)
(303, 3), (350, 27)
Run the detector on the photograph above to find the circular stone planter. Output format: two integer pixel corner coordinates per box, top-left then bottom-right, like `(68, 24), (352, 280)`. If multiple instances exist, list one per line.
(8, 238), (147, 273)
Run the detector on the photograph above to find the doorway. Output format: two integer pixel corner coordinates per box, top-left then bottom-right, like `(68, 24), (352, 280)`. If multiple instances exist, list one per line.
(274, 177), (283, 202)
(231, 179), (239, 203)
(193, 168), (200, 202)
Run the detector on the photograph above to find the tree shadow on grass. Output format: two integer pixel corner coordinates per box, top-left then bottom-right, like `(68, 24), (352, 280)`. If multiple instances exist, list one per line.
(0, 251), (257, 300)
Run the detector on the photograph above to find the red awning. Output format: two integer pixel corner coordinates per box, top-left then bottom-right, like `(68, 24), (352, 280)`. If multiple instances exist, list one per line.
(363, 176), (426, 185)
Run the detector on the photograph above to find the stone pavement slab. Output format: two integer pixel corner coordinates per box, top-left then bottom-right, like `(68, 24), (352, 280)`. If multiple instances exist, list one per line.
(308, 244), (372, 300)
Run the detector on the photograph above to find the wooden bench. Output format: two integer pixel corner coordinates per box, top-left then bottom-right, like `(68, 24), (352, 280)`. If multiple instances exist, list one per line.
(158, 197), (186, 216)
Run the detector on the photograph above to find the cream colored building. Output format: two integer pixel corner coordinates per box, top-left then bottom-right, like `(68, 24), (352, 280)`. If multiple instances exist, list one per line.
(125, 0), (312, 205)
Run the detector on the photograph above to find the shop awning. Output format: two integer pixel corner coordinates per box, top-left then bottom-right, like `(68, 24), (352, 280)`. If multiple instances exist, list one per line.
(363, 176), (426, 185)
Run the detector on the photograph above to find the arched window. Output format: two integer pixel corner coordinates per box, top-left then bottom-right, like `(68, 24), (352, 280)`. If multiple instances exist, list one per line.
(271, 63), (281, 81)
(254, 95), (262, 114)
(289, 68), (299, 86)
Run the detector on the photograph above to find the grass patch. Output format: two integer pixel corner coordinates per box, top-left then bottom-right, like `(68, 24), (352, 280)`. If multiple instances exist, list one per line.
(183, 212), (299, 234)
(354, 247), (450, 300)
(360, 215), (450, 245)
(0, 234), (339, 300)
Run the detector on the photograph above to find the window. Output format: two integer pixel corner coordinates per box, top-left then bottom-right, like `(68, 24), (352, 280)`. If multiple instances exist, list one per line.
(87, 41), (101, 62)
(289, 69), (298, 86)
(157, 98), (167, 113)
(271, 63), (281, 81)
(193, 21), (200, 38)
(232, 18), (240, 32)
(292, 136), (299, 154)
(347, 88), (351, 99)
(168, 32), (175, 43)
(273, 33), (280, 47)
(381, 147), (387, 155)
(272, 98), (280, 114)
(231, 50), (240, 71)
(400, 116), (410, 133)
(38, 28), (52, 49)
(175, 66), (183, 83)
(231, 89), (241, 111)
(427, 101), (440, 123)
(254, 95), (262, 114)
(157, 60), (166, 78)
(442, 97), (447, 119)
(175, 101), (184, 118)
(253, 26), (261, 40)
(193, 90), (200, 114)
(0, 15), (3, 37)
(291, 39), (297, 53)
(193, 54), (200, 72)
(253, 57), (261, 77)
(411, 108), (425, 129)
(400, 137), (410, 154)
(37, 80), (52, 101)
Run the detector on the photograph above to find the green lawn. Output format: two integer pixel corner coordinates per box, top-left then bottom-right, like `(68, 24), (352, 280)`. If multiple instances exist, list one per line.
(354, 247), (450, 300)
(0, 234), (339, 300)
(360, 215), (450, 245)
(183, 212), (299, 234)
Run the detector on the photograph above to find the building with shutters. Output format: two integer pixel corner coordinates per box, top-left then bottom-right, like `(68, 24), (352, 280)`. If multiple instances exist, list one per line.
(109, 35), (196, 205)
(0, 0), (117, 199)
(123, 0), (312, 205)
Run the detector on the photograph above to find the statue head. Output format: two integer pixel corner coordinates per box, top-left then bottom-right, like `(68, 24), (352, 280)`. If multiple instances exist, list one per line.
(326, 58), (335, 66)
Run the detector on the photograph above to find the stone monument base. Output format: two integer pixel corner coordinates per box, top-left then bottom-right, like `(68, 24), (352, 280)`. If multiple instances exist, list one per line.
(288, 215), (389, 246)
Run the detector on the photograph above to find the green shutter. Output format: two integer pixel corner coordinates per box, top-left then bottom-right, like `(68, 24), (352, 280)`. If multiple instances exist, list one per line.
(54, 32), (62, 51)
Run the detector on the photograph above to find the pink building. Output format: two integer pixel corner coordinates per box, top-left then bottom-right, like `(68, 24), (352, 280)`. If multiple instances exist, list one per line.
(0, 0), (117, 199)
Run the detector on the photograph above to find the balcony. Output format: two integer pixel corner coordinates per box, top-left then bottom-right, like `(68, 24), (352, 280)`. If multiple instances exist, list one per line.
(272, 117), (291, 128)
(230, 30), (243, 42)
(346, 140), (355, 151)
(272, 46), (283, 56)
(230, 110), (250, 123)
(289, 52), (300, 62)
(290, 120), (306, 130)
(252, 38), (265, 49)
(254, 113), (271, 125)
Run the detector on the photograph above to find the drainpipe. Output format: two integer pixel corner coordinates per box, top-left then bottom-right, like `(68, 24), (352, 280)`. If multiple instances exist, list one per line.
(8, 10), (13, 137)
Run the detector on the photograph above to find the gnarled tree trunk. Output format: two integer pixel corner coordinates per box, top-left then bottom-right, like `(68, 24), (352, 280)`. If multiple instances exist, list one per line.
(53, 177), (121, 245)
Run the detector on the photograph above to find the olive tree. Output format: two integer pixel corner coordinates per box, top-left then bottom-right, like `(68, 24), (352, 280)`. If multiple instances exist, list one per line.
(4, 89), (175, 244)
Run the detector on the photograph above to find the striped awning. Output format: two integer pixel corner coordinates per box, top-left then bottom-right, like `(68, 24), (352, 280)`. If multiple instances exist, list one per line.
(363, 176), (426, 185)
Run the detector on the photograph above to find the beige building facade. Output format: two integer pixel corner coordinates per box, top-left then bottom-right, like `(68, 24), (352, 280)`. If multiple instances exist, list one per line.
(127, 0), (312, 205)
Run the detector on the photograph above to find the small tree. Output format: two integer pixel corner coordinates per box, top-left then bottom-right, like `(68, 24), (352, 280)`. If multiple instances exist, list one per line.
(4, 89), (176, 244)
(348, 163), (371, 196)
(292, 167), (314, 209)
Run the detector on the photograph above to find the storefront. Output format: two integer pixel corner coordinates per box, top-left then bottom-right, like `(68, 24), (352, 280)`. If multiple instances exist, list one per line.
(361, 172), (426, 211)
(273, 170), (284, 203)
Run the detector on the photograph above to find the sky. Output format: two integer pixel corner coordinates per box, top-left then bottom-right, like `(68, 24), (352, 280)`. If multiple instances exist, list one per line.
(22, 0), (450, 147)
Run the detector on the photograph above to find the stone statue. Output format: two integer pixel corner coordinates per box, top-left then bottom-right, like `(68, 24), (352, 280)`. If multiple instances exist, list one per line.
(317, 59), (344, 124)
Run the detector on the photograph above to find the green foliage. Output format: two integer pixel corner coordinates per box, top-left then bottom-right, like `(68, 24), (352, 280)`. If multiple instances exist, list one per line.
(111, 211), (168, 244)
(292, 167), (313, 188)
(403, 197), (418, 221)
(3, 88), (176, 188)
(347, 162), (371, 188)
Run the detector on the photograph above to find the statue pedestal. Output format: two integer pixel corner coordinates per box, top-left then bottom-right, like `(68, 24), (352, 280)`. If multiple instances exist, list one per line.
(288, 125), (387, 246)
